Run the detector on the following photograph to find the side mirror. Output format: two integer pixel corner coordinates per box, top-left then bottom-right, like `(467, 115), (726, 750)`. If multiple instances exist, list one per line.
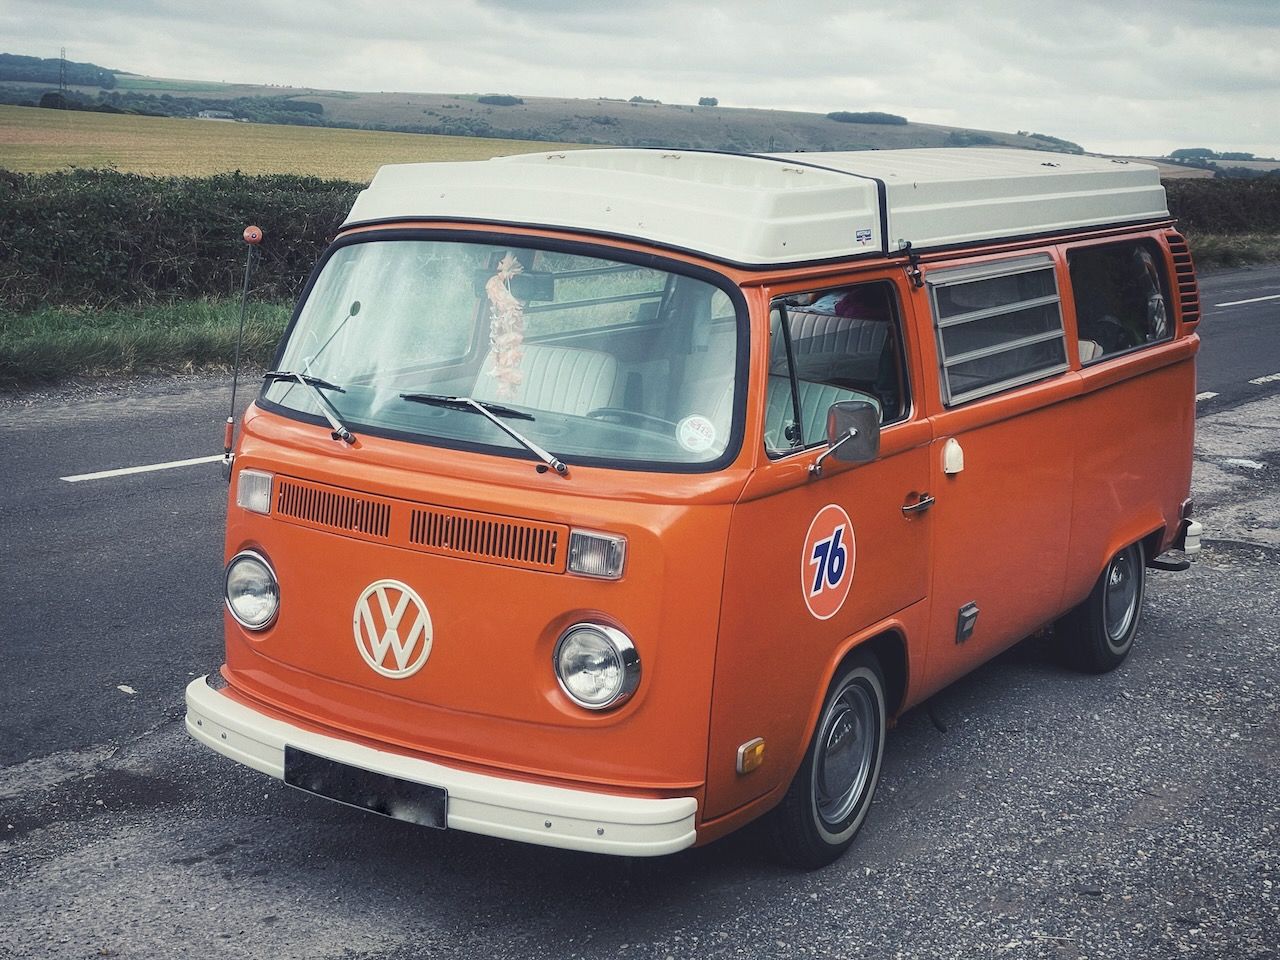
(810, 398), (881, 477)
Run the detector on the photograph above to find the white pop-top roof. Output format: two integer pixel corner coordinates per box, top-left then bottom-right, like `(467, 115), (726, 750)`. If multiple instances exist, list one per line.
(344, 148), (1169, 267)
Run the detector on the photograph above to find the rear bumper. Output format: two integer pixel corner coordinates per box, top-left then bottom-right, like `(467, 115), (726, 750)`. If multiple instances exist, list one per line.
(185, 675), (697, 856)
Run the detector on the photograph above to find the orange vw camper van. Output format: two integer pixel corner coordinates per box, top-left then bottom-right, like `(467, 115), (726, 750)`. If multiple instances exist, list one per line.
(187, 148), (1202, 867)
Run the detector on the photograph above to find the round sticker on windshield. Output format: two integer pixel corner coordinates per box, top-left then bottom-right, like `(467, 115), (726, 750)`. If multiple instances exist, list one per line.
(677, 415), (717, 454)
(802, 504), (855, 620)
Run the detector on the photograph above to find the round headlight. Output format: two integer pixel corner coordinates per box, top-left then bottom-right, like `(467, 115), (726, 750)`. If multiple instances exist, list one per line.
(225, 550), (279, 630)
(553, 623), (640, 710)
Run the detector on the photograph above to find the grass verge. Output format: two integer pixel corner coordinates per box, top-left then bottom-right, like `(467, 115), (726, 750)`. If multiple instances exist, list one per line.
(1185, 233), (1280, 269)
(0, 299), (290, 387)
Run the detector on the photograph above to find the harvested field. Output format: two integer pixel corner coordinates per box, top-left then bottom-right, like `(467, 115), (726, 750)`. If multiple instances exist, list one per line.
(0, 104), (587, 180)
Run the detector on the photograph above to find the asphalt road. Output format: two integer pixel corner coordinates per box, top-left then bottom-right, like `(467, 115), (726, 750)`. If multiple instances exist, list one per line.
(1195, 266), (1280, 407)
(1, 267), (1277, 960)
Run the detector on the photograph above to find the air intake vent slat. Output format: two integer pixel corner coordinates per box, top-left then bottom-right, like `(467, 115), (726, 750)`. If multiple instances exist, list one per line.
(276, 478), (392, 539)
(1166, 231), (1201, 327)
(408, 505), (564, 572)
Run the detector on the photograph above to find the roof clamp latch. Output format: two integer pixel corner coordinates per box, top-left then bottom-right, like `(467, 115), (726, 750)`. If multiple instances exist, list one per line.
(901, 240), (923, 289)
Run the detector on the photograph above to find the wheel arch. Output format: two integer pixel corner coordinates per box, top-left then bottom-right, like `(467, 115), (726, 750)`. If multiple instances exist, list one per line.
(816, 623), (912, 730)
(1066, 516), (1167, 612)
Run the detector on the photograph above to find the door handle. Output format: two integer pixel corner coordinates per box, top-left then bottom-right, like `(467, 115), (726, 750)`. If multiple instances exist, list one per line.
(902, 493), (935, 516)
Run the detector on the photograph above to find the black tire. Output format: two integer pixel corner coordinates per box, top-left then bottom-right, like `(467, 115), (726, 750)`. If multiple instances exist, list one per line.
(1056, 540), (1146, 674)
(768, 651), (886, 869)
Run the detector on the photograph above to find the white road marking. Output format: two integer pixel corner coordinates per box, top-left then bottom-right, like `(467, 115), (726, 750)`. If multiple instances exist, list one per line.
(61, 454), (224, 483)
(1215, 294), (1280, 307)
(1224, 458), (1266, 471)
(1196, 392), (1219, 401)
(1248, 372), (1280, 385)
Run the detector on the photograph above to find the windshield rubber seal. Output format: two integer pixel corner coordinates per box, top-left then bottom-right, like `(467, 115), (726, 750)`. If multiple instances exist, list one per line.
(257, 226), (751, 475)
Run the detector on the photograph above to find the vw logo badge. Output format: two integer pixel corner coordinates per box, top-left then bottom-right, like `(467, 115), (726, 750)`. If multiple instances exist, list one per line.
(353, 579), (434, 679)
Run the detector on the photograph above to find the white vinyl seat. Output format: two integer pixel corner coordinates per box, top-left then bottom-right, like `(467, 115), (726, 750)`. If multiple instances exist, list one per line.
(473, 343), (618, 416)
(1078, 339), (1103, 363)
(786, 309), (889, 384)
(764, 376), (866, 452)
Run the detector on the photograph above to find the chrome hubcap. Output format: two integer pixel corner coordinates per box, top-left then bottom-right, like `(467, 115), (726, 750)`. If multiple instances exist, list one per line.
(815, 681), (876, 826)
(1103, 549), (1139, 649)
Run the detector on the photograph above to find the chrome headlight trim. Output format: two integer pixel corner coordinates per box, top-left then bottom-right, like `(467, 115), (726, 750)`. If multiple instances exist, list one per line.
(224, 549), (280, 631)
(552, 622), (641, 710)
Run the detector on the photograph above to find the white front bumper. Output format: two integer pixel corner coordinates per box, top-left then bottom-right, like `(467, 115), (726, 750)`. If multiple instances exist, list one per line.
(185, 676), (698, 856)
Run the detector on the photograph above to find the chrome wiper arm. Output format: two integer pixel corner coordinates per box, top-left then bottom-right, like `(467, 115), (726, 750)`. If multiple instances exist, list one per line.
(399, 393), (534, 421)
(399, 393), (567, 476)
(264, 370), (356, 444)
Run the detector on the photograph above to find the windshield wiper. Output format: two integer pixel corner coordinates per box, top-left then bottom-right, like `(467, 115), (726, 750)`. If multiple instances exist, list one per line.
(265, 370), (356, 444)
(400, 393), (534, 421)
(400, 393), (567, 476)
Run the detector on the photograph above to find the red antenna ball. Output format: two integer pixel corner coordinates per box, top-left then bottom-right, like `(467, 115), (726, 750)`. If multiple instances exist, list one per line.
(243, 225), (263, 245)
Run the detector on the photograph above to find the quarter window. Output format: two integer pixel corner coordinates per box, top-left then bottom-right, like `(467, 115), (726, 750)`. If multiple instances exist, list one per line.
(1067, 240), (1171, 364)
(928, 254), (1068, 406)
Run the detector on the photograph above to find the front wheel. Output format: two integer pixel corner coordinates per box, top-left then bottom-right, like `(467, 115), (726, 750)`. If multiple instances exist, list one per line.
(1056, 541), (1146, 673)
(768, 652), (886, 869)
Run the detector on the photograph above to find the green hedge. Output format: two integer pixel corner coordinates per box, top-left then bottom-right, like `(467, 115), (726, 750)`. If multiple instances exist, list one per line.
(1, 169), (1276, 310)
(1164, 177), (1280, 234)
(0, 169), (360, 309)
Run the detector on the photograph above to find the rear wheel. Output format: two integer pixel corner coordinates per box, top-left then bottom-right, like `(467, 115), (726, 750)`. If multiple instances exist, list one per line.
(768, 651), (886, 869)
(1056, 541), (1145, 673)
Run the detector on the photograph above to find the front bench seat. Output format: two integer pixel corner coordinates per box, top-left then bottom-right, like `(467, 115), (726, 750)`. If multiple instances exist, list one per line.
(764, 376), (867, 453)
(473, 343), (618, 417)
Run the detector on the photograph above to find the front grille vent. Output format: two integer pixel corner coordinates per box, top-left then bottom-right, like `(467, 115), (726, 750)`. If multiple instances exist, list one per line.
(1166, 232), (1201, 327)
(271, 476), (566, 573)
(276, 479), (392, 539)
(409, 507), (564, 572)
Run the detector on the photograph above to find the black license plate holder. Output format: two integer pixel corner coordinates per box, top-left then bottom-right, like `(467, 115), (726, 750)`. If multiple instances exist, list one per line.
(284, 746), (448, 829)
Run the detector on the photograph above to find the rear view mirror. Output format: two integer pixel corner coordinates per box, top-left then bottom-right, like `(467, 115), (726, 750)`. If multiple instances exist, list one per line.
(476, 270), (555, 301)
(810, 398), (881, 477)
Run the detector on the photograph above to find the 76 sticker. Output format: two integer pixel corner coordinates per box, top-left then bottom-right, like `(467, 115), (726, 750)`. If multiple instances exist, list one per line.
(802, 504), (855, 620)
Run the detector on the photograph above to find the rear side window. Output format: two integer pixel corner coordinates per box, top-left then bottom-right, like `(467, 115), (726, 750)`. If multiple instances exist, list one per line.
(928, 254), (1068, 406)
(1067, 240), (1171, 364)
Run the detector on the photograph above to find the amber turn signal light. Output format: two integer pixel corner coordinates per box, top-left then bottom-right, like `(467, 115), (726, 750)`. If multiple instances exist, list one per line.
(736, 738), (765, 775)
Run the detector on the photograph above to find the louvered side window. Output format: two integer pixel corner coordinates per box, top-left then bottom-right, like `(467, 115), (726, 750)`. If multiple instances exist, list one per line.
(928, 254), (1068, 406)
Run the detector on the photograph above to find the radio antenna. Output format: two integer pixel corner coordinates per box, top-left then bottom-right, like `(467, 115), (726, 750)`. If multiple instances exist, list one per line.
(224, 225), (263, 476)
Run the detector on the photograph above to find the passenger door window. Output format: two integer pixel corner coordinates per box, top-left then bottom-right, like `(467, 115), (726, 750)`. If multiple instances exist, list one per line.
(766, 280), (910, 456)
(1067, 240), (1171, 364)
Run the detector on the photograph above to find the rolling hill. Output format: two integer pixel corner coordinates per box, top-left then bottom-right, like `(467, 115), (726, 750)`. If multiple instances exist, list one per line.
(0, 52), (1085, 156)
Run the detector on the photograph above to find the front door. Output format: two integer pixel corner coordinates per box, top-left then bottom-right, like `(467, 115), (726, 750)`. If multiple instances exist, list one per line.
(705, 274), (932, 820)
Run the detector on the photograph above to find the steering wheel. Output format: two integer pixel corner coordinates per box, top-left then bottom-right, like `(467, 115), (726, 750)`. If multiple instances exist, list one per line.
(585, 408), (676, 434)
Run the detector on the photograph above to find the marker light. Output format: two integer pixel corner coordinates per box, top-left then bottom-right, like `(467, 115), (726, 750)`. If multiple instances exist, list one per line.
(235, 469), (274, 515)
(553, 623), (640, 710)
(225, 551), (279, 630)
(567, 530), (626, 580)
(737, 738), (766, 775)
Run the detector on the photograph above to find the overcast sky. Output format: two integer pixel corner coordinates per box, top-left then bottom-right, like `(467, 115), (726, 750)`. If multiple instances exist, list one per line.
(5, 0), (1278, 157)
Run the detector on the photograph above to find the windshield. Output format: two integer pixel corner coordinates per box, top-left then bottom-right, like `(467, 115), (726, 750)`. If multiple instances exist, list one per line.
(262, 237), (743, 469)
